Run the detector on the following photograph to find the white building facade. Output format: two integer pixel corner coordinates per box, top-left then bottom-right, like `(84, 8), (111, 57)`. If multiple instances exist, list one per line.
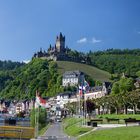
(62, 70), (84, 87)
(84, 82), (112, 100)
(56, 92), (77, 109)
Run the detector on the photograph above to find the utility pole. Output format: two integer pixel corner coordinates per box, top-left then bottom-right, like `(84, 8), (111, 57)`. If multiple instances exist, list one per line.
(83, 92), (87, 126)
(35, 105), (39, 138)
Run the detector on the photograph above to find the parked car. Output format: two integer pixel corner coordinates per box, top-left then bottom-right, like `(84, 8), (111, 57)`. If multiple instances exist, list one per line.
(55, 116), (62, 122)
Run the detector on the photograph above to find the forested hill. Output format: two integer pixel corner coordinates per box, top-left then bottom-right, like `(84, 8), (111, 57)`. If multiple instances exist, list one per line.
(88, 49), (140, 76)
(0, 59), (63, 100)
(0, 60), (24, 71)
(0, 60), (24, 94)
(0, 58), (111, 100)
(0, 48), (140, 100)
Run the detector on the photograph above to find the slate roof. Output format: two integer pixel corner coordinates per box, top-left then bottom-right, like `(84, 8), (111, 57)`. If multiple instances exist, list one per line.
(63, 70), (84, 78)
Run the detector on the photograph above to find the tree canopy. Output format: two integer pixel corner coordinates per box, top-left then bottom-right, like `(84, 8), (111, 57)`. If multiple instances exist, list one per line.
(88, 49), (140, 76)
(0, 59), (64, 100)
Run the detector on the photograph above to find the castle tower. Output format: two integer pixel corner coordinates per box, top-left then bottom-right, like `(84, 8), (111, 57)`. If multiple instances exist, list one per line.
(55, 32), (65, 53)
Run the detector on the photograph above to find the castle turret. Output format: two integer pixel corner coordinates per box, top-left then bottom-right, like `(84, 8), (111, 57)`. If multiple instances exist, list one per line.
(56, 32), (65, 53)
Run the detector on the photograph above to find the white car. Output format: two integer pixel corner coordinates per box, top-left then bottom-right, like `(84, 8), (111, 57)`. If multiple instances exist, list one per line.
(55, 116), (62, 122)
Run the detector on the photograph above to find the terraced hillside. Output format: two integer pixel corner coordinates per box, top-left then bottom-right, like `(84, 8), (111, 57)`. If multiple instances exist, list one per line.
(57, 61), (111, 82)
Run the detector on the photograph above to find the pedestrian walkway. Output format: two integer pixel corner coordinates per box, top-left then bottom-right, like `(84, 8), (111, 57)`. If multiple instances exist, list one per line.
(98, 123), (139, 129)
(33, 122), (139, 140)
(77, 123), (139, 138)
(36, 122), (76, 140)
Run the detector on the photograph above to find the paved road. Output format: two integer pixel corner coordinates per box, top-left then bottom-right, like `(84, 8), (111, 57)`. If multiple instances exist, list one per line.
(37, 122), (76, 140)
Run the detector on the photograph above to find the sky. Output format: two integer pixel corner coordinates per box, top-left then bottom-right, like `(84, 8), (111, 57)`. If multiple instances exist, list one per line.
(0, 0), (140, 62)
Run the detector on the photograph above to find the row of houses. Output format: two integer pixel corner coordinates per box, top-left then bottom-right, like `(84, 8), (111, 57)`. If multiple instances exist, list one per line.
(57, 70), (140, 109)
(62, 70), (140, 89)
(0, 100), (35, 115)
(1, 70), (139, 115)
(0, 80), (109, 115)
(54, 81), (112, 110)
(62, 70), (112, 100)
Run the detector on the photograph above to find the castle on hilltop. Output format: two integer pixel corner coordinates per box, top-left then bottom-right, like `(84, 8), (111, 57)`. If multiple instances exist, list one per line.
(33, 33), (91, 63)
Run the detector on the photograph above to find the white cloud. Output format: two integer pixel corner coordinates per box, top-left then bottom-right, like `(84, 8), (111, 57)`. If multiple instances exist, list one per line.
(92, 37), (102, 44)
(23, 60), (30, 64)
(77, 37), (87, 43)
(77, 36), (102, 44)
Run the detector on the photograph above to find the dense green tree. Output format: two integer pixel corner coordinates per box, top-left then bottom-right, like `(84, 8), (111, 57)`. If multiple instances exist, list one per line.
(0, 60), (24, 71)
(111, 82), (120, 94)
(0, 59), (63, 100)
(119, 77), (135, 93)
(136, 71), (140, 77)
(111, 77), (134, 95)
(85, 99), (96, 119)
(88, 49), (140, 76)
(127, 91), (140, 114)
(65, 101), (77, 115)
(30, 107), (47, 130)
(85, 75), (95, 87)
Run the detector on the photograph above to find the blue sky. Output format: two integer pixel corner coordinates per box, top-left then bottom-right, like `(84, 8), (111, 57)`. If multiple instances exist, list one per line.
(0, 0), (140, 61)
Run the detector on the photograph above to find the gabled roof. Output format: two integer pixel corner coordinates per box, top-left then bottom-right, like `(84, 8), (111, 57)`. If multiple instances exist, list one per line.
(63, 70), (84, 77)
(103, 82), (112, 89)
(91, 86), (102, 92)
(58, 92), (76, 97)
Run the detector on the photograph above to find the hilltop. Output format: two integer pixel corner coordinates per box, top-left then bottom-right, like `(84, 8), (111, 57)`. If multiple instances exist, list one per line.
(57, 61), (111, 82)
(0, 59), (111, 100)
(0, 59), (63, 100)
(32, 32), (140, 77)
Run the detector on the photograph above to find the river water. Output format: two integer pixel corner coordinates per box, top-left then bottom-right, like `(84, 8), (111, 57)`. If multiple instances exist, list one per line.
(0, 119), (30, 127)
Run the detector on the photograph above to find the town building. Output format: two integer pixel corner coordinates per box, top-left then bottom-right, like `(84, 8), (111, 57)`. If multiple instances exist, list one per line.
(84, 82), (112, 100)
(62, 70), (84, 87)
(56, 92), (77, 109)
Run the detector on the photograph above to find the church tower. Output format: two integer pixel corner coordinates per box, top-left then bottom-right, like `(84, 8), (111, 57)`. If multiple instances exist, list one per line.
(55, 32), (65, 53)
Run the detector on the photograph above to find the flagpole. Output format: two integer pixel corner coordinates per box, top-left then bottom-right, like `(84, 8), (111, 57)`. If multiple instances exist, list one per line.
(35, 90), (37, 138)
(83, 79), (88, 126)
(82, 92), (84, 126)
(81, 84), (84, 126)
(34, 104), (37, 138)
(78, 85), (82, 126)
(35, 91), (38, 138)
(78, 86), (82, 127)
(84, 92), (86, 125)
(79, 86), (81, 117)
(35, 90), (47, 138)
(37, 106), (39, 137)
(35, 105), (38, 138)
(84, 91), (87, 126)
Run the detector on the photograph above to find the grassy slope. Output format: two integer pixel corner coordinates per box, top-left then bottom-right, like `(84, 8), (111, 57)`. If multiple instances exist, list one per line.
(78, 126), (140, 140)
(57, 61), (111, 82)
(39, 124), (50, 136)
(63, 117), (92, 137)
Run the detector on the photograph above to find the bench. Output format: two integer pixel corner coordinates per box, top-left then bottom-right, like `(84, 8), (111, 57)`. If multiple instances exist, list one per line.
(87, 121), (97, 127)
(106, 118), (120, 124)
(87, 119), (103, 127)
(90, 119), (103, 124)
(89, 119), (103, 127)
(124, 118), (140, 126)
